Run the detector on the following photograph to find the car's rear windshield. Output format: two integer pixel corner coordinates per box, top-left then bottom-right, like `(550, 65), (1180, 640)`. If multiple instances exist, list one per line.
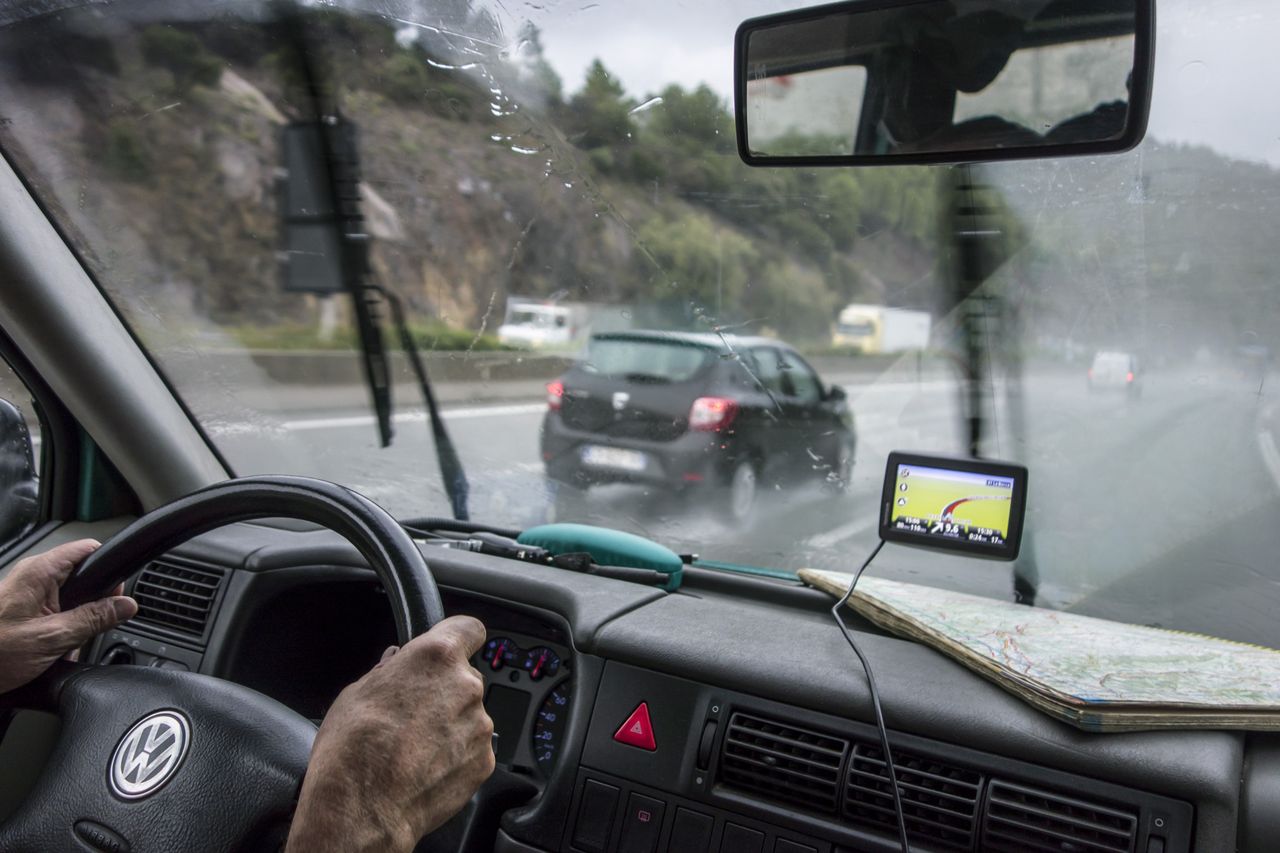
(581, 338), (715, 382)
(1093, 352), (1131, 368)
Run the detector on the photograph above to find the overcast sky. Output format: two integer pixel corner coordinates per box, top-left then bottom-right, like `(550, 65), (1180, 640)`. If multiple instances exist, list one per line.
(473, 0), (1280, 167)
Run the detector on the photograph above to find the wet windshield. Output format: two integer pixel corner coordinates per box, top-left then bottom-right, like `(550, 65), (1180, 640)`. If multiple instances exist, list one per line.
(2, 0), (1279, 649)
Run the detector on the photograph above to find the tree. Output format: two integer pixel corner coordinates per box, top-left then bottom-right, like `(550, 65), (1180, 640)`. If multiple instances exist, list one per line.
(646, 84), (733, 152)
(636, 211), (758, 315)
(564, 60), (633, 151)
(513, 23), (563, 110)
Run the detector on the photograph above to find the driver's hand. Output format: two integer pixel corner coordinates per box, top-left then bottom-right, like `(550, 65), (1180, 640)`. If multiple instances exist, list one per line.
(0, 539), (138, 695)
(286, 615), (496, 852)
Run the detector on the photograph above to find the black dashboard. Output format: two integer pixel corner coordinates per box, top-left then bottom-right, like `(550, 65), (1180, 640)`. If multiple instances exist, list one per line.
(81, 518), (1280, 853)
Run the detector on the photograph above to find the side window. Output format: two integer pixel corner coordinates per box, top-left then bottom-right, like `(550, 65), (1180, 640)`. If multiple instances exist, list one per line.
(748, 347), (786, 395)
(778, 350), (822, 404)
(0, 358), (41, 550)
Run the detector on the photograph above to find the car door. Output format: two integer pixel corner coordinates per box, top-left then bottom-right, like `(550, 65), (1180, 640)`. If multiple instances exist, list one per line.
(776, 348), (831, 480)
(745, 346), (809, 482)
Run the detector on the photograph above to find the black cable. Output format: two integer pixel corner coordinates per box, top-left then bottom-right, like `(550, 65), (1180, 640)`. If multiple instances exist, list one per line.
(831, 539), (911, 853)
(401, 517), (522, 539)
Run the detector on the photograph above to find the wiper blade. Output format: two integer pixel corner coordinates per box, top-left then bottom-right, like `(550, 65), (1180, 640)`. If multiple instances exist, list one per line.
(282, 9), (394, 447)
(377, 286), (470, 520)
(279, 5), (470, 519)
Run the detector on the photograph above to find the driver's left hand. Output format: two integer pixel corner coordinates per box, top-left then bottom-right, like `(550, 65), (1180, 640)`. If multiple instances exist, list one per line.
(0, 538), (138, 695)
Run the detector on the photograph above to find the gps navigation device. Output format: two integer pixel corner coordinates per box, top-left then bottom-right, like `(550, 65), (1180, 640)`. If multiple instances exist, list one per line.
(879, 452), (1028, 560)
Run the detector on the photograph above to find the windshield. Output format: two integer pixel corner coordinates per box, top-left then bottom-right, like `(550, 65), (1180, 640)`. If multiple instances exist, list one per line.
(2, 0), (1279, 650)
(508, 310), (557, 327)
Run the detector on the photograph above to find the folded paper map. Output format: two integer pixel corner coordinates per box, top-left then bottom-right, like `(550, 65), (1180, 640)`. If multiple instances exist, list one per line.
(800, 569), (1280, 732)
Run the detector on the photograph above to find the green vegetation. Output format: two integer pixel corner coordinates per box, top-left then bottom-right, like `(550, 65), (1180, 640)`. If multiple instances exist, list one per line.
(103, 120), (149, 182)
(563, 61), (634, 150)
(229, 323), (514, 353)
(140, 26), (223, 94)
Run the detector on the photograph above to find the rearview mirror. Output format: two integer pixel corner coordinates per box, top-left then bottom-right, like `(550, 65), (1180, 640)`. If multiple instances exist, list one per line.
(735, 0), (1153, 166)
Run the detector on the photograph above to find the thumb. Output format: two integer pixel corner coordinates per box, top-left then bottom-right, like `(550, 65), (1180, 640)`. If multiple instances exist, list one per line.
(44, 596), (138, 652)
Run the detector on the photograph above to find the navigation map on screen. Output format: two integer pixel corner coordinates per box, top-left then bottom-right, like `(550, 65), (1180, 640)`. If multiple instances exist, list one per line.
(889, 463), (1014, 547)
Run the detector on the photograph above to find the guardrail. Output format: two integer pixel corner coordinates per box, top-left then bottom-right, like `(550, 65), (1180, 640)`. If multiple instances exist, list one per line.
(237, 350), (576, 385)
(229, 349), (924, 386)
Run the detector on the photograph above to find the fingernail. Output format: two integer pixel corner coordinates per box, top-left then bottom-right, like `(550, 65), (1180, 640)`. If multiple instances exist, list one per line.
(112, 597), (136, 620)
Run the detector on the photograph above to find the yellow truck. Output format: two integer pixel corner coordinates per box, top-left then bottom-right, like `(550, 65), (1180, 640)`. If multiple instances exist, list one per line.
(833, 304), (932, 354)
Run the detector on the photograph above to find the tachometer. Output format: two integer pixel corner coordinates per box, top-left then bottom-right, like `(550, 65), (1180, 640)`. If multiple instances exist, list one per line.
(482, 637), (519, 672)
(532, 681), (570, 774)
(523, 646), (562, 681)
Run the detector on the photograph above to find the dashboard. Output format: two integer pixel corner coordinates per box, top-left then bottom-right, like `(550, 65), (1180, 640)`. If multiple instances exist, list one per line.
(475, 626), (572, 778)
(67, 518), (1280, 853)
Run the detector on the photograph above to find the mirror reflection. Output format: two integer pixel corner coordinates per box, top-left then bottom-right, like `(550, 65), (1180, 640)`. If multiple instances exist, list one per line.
(743, 0), (1139, 159)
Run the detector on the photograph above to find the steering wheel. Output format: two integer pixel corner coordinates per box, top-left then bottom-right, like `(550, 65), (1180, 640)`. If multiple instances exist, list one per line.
(0, 476), (445, 853)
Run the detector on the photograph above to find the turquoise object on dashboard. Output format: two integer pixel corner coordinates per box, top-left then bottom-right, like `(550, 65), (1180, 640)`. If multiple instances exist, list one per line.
(517, 523), (683, 591)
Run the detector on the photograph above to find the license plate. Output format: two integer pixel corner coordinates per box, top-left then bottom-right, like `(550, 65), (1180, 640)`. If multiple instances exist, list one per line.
(581, 445), (647, 471)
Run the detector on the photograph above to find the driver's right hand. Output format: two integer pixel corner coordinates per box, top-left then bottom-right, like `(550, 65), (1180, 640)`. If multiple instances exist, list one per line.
(285, 615), (496, 852)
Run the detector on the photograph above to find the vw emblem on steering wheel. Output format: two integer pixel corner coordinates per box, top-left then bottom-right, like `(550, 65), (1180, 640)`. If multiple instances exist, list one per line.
(109, 710), (191, 799)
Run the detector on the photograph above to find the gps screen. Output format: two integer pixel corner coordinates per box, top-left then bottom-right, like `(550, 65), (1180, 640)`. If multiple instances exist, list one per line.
(880, 453), (1027, 559)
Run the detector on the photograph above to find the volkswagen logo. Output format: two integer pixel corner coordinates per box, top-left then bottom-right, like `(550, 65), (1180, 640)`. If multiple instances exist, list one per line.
(109, 711), (190, 799)
(612, 391), (630, 412)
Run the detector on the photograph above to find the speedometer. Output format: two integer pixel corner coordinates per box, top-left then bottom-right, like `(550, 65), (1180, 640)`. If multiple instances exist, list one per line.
(532, 681), (570, 775)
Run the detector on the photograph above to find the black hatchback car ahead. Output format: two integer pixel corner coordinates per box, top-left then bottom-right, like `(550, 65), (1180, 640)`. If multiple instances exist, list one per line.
(540, 330), (856, 523)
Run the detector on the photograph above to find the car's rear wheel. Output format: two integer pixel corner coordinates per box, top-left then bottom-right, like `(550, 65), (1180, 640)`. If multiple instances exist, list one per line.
(722, 459), (758, 525)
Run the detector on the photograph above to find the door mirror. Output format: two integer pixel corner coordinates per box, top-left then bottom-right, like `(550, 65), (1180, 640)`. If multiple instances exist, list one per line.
(826, 384), (848, 403)
(0, 398), (38, 546)
(735, 0), (1153, 166)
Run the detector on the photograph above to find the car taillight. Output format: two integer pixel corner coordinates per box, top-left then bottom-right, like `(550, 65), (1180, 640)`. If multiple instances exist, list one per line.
(689, 397), (738, 431)
(546, 380), (565, 410)
(1126, 371), (1134, 382)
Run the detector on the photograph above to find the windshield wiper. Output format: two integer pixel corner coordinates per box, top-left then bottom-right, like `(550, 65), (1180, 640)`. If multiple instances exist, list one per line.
(376, 285), (470, 520)
(282, 11), (394, 447)
(279, 5), (470, 519)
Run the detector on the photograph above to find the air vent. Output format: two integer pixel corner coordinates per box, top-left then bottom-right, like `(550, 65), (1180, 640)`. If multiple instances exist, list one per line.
(844, 741), (982, 851)
(983, 780), (1139, 853)
(719, 712), (849, 814)
(132, 560), (224, 639)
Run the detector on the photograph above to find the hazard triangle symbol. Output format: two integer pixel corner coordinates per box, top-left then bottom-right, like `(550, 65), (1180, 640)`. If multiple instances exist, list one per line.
(612, 702), (657, 751)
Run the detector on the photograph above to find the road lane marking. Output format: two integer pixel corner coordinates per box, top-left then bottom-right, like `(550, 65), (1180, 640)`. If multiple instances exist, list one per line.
(807, 516), (878, 549)
(279, 403), (545, 432)
(225, 376), (956, 437)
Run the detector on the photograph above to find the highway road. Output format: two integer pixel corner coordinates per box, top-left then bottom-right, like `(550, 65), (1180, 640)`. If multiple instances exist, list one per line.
(213, 364), (1280, 649)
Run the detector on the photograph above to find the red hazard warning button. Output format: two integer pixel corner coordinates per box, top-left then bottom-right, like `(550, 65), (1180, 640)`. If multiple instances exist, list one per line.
(613, 702), (657, 751)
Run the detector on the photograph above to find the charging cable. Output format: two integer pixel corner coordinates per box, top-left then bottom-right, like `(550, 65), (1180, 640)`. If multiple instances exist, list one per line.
(832, 540), (910, 852)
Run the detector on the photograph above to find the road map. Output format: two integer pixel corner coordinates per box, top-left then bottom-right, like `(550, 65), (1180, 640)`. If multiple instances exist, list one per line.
(801, 569), (1280, 731)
